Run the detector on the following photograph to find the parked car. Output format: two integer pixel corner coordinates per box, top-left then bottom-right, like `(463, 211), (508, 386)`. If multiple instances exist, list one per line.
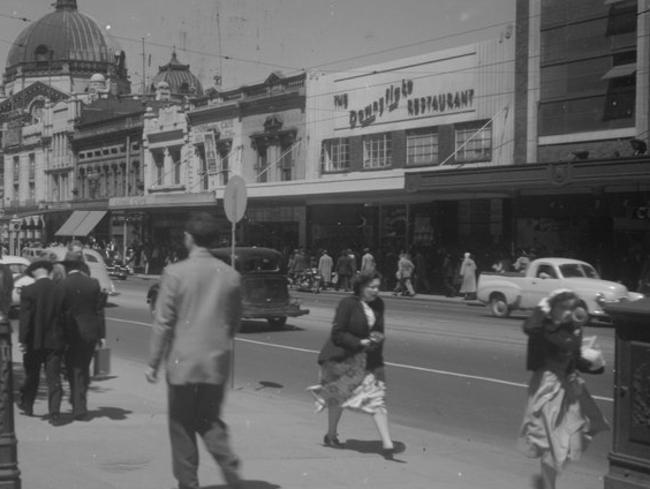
(147, 247), (309, 328)
(21, 247), (47, 262)
(43, 246), (117, 296)
(476, 257), (644, 324)
(0, 255), (34, 308)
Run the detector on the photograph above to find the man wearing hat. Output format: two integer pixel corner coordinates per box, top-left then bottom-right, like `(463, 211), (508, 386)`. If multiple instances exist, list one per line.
(18, 259), (66, 424)
(60, 250), (105, 421)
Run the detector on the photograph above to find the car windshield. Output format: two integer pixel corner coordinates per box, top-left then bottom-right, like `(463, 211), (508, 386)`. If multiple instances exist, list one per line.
(559, 263), (600, 279)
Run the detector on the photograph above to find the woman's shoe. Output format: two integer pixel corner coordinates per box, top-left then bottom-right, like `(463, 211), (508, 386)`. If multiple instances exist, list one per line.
(323, 434), (345, 448)
(381, 447), (395, 460)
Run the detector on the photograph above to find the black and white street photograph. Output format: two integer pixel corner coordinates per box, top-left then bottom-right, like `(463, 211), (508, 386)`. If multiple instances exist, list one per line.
(0, 1), (649, 488)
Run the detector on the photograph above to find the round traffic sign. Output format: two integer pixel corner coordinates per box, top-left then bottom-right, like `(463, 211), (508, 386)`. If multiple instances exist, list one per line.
(223, 175), (247, 223)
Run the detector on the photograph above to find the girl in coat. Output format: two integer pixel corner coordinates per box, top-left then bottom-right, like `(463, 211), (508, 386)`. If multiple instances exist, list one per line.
(519, 289), (609, 489)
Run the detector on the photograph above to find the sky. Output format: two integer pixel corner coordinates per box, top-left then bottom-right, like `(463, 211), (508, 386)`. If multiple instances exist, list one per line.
(0, 0), (516, 93)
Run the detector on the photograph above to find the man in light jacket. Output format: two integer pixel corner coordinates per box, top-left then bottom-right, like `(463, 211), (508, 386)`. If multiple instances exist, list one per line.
(146, 212), (242, 489)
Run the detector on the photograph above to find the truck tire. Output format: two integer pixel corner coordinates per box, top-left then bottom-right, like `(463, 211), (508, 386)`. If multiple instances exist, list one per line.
(489, 293), (510, 318)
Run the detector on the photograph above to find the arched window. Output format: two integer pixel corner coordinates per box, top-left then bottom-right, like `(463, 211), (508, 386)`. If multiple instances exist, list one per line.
(179, 82), (189, 94)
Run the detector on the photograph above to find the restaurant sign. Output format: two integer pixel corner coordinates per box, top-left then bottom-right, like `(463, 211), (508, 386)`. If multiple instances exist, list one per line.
(338, 78), (475, 129)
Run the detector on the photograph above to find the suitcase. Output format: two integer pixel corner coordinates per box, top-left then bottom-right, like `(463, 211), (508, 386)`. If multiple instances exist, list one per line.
(93, 346), (111, 377)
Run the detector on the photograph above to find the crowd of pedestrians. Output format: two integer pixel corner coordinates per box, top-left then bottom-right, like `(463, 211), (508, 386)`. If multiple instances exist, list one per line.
(3, 225), (617, 488)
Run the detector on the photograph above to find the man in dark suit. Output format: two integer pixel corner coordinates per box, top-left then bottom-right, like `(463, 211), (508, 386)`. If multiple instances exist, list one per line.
(18, 260), (65, 425)
(60, 251), (106, 421)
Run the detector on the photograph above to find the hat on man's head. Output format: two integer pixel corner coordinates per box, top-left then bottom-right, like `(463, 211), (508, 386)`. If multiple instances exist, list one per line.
(26, 259), (53, 277)
(60, 250), (89, 274)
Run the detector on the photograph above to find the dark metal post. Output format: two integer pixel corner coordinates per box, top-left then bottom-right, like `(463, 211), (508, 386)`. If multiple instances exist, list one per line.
(603, 298), (650, 489)
(0, 310), (21, 488)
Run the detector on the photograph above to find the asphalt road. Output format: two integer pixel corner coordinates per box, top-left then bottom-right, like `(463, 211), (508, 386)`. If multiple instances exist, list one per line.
(106, 277), (615, 477)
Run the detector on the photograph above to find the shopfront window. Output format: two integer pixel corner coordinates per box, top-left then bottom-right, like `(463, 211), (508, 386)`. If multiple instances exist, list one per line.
(363, 133), (392, 169)
(321, 138), (350, 172)
(406, 128), (438, 166)
(454, 122), (492, 163)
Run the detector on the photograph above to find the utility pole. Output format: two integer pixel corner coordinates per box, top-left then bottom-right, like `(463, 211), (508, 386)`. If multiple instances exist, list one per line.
(215, 0), (223, 86)
(141, 37), (146, 96)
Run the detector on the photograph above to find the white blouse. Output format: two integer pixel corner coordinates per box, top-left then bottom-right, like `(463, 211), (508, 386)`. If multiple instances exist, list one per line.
(361, 300), (376, 328)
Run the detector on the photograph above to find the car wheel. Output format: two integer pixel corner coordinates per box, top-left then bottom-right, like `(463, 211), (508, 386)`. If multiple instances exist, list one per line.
(267, 317), (287, 329)
(489, 293), (510, 318)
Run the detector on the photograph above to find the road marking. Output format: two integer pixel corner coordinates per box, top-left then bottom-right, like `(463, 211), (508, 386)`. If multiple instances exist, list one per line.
(107, 316), (614, 403)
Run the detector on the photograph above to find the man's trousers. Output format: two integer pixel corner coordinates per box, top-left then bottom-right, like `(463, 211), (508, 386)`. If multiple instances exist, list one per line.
(20, 348), (63, 416)
(167, 383), (240, 489)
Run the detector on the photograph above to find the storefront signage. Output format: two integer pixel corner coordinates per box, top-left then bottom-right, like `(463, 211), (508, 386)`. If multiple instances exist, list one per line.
(344, 79), (475, 129)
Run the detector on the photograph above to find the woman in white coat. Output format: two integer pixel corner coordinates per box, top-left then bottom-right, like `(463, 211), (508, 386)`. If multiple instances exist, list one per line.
(459, 252), (477, 300)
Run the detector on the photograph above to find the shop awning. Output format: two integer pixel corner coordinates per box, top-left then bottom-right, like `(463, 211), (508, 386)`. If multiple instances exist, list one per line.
(602, 63), (636, 80)
(54, 210), (106, 237)
(54, 211), (88, 237)
(73, 211), (106, 237)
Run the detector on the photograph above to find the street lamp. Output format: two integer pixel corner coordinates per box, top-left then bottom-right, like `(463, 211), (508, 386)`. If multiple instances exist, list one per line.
(0, 297), (21, 487)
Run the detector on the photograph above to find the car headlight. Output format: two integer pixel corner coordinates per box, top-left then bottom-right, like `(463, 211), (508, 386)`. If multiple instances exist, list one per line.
(595, 292), (606, 306)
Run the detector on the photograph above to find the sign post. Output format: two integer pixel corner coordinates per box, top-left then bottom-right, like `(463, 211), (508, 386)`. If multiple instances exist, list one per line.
(222, 175), (247, 388)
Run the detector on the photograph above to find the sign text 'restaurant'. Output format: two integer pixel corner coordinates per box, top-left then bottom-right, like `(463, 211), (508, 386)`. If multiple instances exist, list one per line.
(342, 79), (474, 129)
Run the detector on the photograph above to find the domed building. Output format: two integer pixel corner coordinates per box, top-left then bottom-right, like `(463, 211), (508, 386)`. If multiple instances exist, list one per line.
(2, 0), (130, 96)
(149, 51), (203, 100)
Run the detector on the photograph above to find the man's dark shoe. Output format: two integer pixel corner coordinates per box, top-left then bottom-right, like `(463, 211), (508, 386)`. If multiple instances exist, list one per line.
(17, 402), (33, 417)
(73, 412), (89, 421)
(48, 413), (65, 426)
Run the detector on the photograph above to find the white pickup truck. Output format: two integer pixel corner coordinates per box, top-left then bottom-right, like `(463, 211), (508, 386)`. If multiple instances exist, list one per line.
(476, 257), (644, 324)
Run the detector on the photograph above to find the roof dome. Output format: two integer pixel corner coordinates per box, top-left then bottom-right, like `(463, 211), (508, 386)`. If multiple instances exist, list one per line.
(150, 51), (203, 97)
(4, 0), (126, 86)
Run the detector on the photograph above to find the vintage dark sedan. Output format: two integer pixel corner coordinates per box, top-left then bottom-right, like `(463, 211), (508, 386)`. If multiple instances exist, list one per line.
(146, 246), (309, 328)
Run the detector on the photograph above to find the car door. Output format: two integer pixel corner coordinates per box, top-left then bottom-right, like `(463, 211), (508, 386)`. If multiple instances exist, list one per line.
(523, 262), (560, 306)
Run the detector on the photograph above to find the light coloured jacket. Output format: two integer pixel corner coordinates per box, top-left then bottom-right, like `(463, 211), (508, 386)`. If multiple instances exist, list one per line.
(148, 247), (241, 385)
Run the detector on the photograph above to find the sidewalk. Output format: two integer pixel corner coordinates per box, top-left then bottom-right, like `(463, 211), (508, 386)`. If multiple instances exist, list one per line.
(11, 333), (605, 489)
(133, 273), (483, 307)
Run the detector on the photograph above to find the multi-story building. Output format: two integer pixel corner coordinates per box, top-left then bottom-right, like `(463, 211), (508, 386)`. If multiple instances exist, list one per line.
(307, 37), (515, 256)
(110, 71), (308, 260)
(0, 0), (131, 244)
(408, 0), (650, 288)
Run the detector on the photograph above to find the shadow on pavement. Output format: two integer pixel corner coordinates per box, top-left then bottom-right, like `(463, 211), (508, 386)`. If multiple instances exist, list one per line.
(255, 380), (284, 390)
(203, 482), (280, 489)
(343, 439), (407, 463)
(82, 406), (132, 422)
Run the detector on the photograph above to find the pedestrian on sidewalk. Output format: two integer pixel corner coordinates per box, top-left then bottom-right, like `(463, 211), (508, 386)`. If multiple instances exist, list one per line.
(318, 250), (333, 289)
(307, 271), (399, 460)
(146, 212), (243, 489)
(60, 251), (106, 421)
(360, 248), (376, 274)
(17, 260), (66, 425)
(335, 250), (354, 292)
(393, 252), (415, 297)
(519, 289), (609, 489)
(459, 252), (477, 300)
